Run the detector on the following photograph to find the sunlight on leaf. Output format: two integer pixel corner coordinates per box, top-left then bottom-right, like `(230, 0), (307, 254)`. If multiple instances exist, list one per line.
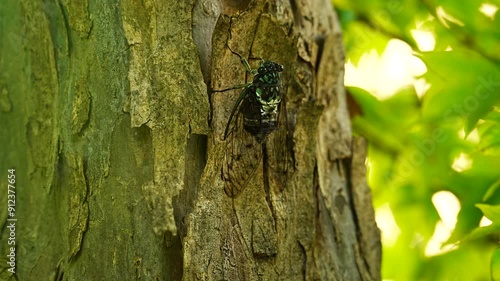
(345, 39), (426, 99)
(480, 216), (493, 227)
(433, 191), (461, 229)
(425, 191), (460, 256)
(376, 204), (401, 247)
(479, 3), (499, 19)
(435, 6), (465, 28)
(412, 17), (437, 51)
(451, 153), (473, 172)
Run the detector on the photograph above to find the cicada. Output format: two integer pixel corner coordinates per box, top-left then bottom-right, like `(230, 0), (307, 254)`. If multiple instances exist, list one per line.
(217, 52), (288, 198)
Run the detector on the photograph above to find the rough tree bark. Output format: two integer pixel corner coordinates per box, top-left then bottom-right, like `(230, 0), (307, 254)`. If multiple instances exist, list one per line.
(0, 0), (380, 280)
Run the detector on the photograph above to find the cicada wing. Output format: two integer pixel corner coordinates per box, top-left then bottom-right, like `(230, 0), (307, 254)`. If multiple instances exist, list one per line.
(222, 98), (263, 198)
(223, 86), (250, 140)
(266, 94), (290, 193)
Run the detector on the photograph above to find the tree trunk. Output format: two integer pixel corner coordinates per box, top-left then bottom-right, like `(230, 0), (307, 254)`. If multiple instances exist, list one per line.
(0, 0), (380, 280)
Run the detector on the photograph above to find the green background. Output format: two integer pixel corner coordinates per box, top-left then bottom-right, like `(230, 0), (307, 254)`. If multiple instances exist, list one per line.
(333, 0), (500, 280)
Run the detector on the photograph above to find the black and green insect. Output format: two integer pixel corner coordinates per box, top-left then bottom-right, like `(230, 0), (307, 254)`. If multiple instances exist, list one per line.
(216, 52), (289, 198)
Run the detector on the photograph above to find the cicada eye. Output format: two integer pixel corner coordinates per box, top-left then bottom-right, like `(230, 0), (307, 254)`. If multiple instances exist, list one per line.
(258, 67), (266, 74)
(277, 64), (283, 72)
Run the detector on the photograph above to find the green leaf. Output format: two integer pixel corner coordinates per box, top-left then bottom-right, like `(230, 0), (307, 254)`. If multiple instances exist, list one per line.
(352, 116), (404, 153)
(492, 248), (500, 281)
(347, 86), (380, 119)
(477, 204), (500, 221)
(420, 50), (500, 133)
(458, 204), (500, 242)
(462, 223), (500, 242)
(343, 22), (390, 64)
(484, 178), (500, 202)
(478, 120), (500, 155)
(435, 0), (500, 61)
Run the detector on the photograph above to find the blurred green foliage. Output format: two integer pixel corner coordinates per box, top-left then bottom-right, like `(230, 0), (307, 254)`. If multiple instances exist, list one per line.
(333, 0), (500, 280)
